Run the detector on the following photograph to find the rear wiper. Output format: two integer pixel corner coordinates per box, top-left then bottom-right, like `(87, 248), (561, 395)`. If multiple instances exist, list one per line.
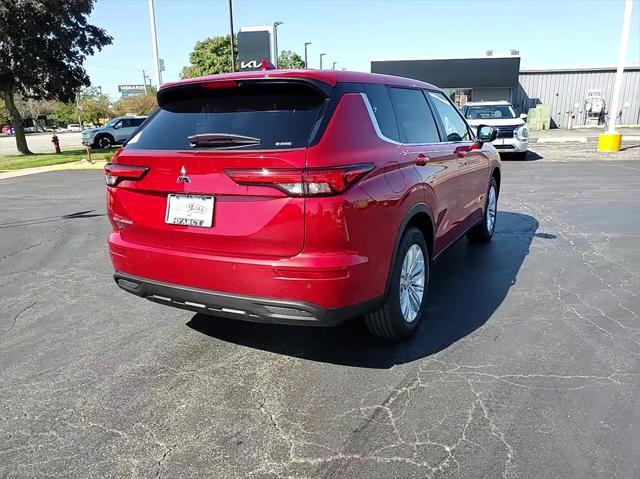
(188, 133), (261, 148)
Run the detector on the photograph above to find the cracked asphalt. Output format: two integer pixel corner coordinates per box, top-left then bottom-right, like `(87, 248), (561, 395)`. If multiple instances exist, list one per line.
(1, 154), (639, 478)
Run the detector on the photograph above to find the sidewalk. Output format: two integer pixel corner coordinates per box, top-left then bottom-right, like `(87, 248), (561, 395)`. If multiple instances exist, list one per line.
(0, 160), (106, 180)
(530, 126), (640, 144)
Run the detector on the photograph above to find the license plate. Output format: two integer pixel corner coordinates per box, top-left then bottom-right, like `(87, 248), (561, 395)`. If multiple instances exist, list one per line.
(165, 194), (214, 227)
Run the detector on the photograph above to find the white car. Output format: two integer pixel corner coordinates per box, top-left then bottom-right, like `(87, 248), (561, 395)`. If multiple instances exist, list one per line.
(81, 116), (147, 149)
(67, 124), (82, 132)
(462, 101), (528, 159)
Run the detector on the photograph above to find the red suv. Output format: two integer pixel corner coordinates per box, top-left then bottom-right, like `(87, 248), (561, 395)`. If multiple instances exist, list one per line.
(106, 70), (500, 340)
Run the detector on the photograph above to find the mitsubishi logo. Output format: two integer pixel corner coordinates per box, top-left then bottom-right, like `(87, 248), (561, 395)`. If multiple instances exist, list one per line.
(177, 166), (190, 183)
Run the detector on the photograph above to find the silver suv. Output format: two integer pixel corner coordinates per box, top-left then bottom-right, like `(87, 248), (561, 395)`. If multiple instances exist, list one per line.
(82, 116), (147, 149)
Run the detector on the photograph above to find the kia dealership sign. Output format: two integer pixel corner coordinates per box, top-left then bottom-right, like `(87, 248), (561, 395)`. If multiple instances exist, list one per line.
(237, 26), (276, 71)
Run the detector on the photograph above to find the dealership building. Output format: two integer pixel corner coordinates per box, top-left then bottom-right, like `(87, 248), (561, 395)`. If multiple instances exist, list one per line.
(371, 55), (640, 128)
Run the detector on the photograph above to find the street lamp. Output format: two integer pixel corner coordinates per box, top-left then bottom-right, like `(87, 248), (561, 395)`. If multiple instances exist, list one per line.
(332, 61), (339, 70)
(274, 21), (283, 67)
(319, 53), (326, 70)
(304, 42), (311, 68)
(147, 0), (162, 86)
(228, 0), (236, 72)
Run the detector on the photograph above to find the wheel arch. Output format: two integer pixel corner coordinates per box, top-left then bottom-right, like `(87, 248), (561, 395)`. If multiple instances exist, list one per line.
(491, 166), (501, 193)
(384, 203), (435, 296)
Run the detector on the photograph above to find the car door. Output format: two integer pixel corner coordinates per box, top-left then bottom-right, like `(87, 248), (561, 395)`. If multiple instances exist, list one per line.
(386, 86), (460, 255)
(427, 90), (489, 231)
(117, 118), (135, 142)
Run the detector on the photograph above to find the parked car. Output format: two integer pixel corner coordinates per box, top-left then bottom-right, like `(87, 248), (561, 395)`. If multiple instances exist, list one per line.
(67, 124), (82, 132)
(106, 70), (500, 340)
(82, 116), (147, 149)
(462, 101), (528, 159)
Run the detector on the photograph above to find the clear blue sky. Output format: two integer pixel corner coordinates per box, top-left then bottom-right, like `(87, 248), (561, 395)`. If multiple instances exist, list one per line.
(86, 0), (640, 99)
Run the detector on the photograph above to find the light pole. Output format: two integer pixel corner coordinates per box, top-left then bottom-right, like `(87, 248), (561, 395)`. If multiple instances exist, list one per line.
(598, 0), (633, 152)
(147, 0), (162, 86)
(332, 61), (339, 70)
(319, 53), (326, 70)
(273, 21), (283, 67)
(304, 42), (311, 68)
(228, 0), (236, 72)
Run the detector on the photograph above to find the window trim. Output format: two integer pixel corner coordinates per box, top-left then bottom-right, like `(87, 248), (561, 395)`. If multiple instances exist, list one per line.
(425, 89), (475, 144)
(382, 86), (443, 146)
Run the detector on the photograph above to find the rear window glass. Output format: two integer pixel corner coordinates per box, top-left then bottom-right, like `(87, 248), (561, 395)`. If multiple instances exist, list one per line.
(126, 82), (325, 150)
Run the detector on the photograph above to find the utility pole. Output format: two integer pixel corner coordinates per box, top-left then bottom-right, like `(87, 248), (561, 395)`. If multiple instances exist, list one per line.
(319, 53), (326, 70)
(598, 0), (633, 152)
(304, 42), (311, 68)
(332, 61), (338, 70)
(147, 0), (162, 87)
(75, 91), (83, 129)
(228, 0), (236, 72)
(142, 70), (149, 95)
(273, 22), (283, 67)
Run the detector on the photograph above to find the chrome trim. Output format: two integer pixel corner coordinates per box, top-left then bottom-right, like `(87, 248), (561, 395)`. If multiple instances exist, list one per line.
(359, 93), (402, 145)
(359, 93), (457, 148)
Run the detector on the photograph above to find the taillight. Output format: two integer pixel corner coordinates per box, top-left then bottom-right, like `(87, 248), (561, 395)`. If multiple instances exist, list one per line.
(225, 164), (374, 197)
(104, 163), (149, 186)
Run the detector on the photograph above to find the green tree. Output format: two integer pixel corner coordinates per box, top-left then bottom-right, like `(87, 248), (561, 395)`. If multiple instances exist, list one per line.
(278, 51), (306, 69)
(113, 94), (157, 116)
(0, 0), (111, 154)
(50, 101), (77, 127)
(78, 87), (112, 125)
(181, 36), (237, 79)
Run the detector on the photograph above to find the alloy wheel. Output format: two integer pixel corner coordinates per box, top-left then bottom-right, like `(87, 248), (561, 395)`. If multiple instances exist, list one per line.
(487, 185), (497, 232)
(399, 244), (425, 323)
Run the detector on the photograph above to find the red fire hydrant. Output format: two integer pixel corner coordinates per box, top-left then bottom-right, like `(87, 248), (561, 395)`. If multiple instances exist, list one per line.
(51, 134), (61, 154)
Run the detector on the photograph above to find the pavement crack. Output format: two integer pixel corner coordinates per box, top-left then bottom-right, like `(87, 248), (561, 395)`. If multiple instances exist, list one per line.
(5, 302), (36, 334)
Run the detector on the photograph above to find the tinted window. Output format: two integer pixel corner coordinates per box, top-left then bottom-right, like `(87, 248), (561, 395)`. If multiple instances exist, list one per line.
(121, 119), (133, 128)
(127, 83), (325, 150)
(364, 84), (399, 142)
(428, 91), (471, 142)
(388, 87), (440, 144)
(131, 118), (146, 127)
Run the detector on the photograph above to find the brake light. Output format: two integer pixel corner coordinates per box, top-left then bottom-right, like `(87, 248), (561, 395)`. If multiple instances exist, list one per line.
(225, 164), (374, 196)
(104, 163), (149, 186)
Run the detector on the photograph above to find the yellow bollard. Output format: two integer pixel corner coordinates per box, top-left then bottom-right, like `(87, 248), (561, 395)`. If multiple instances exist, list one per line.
(597, 132), (622, 152)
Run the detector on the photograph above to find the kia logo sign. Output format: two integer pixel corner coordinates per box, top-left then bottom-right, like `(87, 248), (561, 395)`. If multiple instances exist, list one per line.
(237, 30), (272, 71)
(240, 60), (260, 69)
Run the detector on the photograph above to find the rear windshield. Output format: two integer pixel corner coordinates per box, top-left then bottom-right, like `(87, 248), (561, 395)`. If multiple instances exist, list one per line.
(126, 82), (326, 151)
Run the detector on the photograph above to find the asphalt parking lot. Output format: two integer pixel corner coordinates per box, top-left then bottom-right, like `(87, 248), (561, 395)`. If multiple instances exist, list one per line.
(1, 150), (639, 478)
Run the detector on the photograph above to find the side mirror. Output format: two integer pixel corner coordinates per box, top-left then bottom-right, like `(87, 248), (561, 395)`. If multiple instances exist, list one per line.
(520, 113), (528, 120)
(113, 122), (121, 129)
(477, 125), (497, 144)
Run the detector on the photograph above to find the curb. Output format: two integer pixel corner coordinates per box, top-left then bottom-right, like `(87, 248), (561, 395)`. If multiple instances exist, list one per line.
(0, 160), (106, 180)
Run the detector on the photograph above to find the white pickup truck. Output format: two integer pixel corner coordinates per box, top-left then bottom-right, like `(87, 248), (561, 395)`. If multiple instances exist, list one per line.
(462, 101), (529, 160)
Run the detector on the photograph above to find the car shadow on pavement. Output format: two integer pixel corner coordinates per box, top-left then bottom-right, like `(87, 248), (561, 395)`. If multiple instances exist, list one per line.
(187, 211), (539, 368)
(500, 150), (543, 161)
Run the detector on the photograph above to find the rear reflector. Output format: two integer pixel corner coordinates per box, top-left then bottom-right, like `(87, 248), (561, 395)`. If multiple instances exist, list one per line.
(225, 164), (374, 196)
(105, 163), (149, 186)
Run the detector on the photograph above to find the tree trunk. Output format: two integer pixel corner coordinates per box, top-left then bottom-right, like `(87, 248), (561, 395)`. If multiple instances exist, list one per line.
(2, 87), (31, 155)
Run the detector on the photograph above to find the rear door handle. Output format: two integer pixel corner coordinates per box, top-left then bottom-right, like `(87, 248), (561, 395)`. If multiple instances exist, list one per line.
(415, 153), (429, 166)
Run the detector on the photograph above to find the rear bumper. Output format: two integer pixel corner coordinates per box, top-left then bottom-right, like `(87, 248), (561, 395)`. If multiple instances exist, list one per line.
(109, 232), (386, 324)
(114, 272), (380, 326)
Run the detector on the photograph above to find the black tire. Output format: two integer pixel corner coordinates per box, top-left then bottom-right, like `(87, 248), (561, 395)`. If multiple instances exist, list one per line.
(365, 227), (429, 340)
(467, 177), (498, 244)
(94, 134), (113, 149)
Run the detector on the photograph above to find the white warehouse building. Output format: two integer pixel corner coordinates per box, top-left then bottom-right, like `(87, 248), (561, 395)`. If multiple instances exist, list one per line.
(515, 65), (640, 129)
